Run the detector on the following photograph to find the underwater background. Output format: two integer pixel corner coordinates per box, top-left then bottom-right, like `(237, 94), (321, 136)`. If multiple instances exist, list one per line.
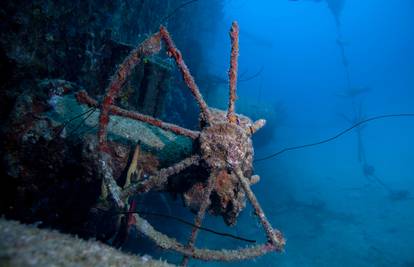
(203, 1), (414, 266)
(0, 0), (413, 266)
(202, 1), (414, 266)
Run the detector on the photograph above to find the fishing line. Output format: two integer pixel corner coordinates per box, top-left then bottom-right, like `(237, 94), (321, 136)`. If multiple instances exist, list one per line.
(254, 113), (414, 162)
(125, 210), (256, 243)
(239, 66), (264, 82)
(55, 107), (95, 137)
(96, 208), (256, 243)
(158, 0), (200, 27)
(66, 108), (96, 137)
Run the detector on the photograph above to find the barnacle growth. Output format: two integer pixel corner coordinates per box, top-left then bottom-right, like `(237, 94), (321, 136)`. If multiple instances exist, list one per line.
(76, 21), (285, 266)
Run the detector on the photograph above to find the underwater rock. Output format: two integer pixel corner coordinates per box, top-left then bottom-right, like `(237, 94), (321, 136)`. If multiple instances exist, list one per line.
(0, 218), (175, 267)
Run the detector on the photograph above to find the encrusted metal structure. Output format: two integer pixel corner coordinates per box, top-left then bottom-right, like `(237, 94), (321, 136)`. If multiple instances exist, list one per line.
(76, 22), (285, 265)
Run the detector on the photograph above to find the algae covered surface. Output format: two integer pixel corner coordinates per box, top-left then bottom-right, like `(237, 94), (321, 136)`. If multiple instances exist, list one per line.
(0, 218), (175, 267)
(50, 93), (194, 165)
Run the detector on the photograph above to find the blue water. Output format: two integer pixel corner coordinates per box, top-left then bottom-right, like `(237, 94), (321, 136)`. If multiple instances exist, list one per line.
(201, 1), (414, 266)
(125, 1), (414, 266)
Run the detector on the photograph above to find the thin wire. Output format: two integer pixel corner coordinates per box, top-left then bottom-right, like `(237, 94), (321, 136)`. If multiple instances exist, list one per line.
(101, 208), (256, 243)
(55, 107), (95, 137)
(67, 108), (96, 137)
(239, 66), (264, 83)
(255, 113), (414, 162)
(130, 211), (256, 243)
(158, 0), (200, 25)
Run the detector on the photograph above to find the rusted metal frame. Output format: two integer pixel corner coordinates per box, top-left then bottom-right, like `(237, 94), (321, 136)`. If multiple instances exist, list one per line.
(76, 90), (200, 139)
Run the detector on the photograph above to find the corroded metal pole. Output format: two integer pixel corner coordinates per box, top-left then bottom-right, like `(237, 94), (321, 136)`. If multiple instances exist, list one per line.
(234, 168), (285, 251)
(227, 21), (239, 124)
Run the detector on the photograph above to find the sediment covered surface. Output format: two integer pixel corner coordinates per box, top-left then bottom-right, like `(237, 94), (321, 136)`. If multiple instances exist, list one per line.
(0, 218), (176, 267)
